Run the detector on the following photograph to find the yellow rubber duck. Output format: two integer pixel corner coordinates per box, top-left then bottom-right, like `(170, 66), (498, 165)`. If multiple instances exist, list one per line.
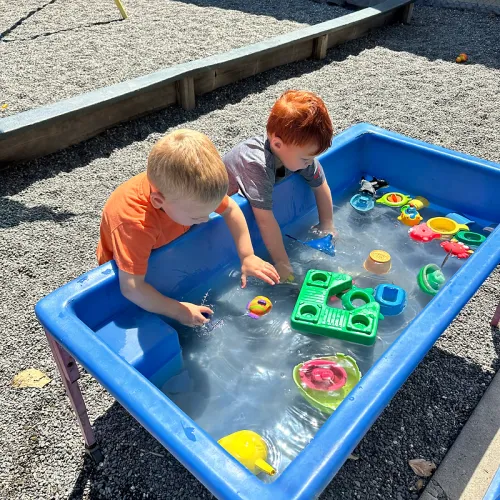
(218, 430), (276, 476)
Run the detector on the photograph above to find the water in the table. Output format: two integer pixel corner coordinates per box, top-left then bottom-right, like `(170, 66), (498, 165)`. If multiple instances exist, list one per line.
(158, 188), (467, 481)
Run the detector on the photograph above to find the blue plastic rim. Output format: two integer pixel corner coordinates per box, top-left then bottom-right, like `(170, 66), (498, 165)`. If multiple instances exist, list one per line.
(35, 124), (500, 500)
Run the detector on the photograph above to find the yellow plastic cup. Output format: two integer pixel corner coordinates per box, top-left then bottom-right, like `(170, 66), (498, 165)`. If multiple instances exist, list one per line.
(363, 250), (392, 275)
(427, 217), (469, 236)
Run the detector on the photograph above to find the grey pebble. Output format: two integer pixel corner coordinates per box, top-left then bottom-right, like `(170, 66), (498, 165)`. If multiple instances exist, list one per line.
(1, 2), (499, 500)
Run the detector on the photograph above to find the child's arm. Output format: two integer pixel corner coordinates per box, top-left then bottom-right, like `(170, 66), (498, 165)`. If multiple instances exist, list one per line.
(118, 270), (213, 327)
(221, 198), (280, 287)
(252, 207), (293, 282)
(313, 181), (336, 235)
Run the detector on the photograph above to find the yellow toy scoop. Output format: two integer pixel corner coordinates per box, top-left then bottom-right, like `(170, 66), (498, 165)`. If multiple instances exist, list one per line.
(218, 430), (276, 476)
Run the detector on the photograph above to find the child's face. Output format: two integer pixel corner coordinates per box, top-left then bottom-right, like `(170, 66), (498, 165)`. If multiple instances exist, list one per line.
(269, 136), (319, 172)
(151, 190), (221, 225)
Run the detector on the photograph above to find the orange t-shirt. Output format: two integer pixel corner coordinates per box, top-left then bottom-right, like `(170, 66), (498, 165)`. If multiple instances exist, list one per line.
(97, 172), (230, 275)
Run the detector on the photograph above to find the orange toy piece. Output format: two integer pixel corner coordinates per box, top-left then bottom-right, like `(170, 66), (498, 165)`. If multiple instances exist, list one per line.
(456, 53), (468, 63)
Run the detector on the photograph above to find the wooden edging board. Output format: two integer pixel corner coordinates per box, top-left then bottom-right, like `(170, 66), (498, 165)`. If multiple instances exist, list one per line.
(0, 0), (413, 166)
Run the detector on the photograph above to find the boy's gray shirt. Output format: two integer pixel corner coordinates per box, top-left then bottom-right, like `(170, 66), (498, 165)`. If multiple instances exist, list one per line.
(223, 135), (325, 210)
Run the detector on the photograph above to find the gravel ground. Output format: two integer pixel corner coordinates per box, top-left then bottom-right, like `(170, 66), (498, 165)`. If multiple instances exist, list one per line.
(0, 0), (347, 117)
(1, 3), (500, 500)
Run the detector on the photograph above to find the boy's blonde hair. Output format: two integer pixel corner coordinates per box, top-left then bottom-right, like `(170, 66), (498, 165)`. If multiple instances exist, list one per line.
(147, 129), (228, 203)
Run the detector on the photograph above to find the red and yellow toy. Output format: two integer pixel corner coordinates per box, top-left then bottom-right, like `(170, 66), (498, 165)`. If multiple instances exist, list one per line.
(456, 53), (468, 63)
(246, 296), (273, 319)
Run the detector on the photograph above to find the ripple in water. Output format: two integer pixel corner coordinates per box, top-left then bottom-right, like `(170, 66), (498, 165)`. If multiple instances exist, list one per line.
(159, 189), (467, 480)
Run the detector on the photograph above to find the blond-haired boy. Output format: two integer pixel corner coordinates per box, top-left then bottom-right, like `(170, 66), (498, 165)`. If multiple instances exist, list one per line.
(97, 129), (279, 327)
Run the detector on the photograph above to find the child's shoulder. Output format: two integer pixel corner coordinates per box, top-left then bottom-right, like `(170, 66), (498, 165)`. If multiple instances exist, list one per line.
(223, 134), (273, 168)
(103, 172), (151, 221)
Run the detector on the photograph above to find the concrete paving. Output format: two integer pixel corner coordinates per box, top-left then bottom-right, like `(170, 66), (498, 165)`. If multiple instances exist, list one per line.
(420, 366), (500, 500)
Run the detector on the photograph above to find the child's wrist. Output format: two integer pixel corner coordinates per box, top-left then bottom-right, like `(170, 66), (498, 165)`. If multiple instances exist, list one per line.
(239, 251), (255, 262)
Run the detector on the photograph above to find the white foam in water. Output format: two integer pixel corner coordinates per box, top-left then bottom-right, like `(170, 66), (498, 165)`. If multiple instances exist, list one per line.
(159, 188), (468, 480)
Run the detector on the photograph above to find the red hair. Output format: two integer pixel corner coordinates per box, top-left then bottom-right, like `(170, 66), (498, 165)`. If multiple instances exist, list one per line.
(266, 90), (333, 154)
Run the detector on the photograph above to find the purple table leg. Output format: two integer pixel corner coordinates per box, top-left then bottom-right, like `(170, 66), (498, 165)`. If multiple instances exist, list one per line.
(45, 331), (103, 462)
(492, 302), (500, 328)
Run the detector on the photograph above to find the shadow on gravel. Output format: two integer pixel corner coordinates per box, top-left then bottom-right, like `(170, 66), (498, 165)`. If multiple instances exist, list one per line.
(65, 342), (499, 500)
(361, 6), (500, 70)
(0, 197), (76, 228)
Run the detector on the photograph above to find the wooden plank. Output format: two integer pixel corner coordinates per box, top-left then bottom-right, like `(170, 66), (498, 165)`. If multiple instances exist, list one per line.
(401, 2), (414, 24)
(176, 77), (195, 110)
(1, 84), (176, 165)
(194, 40), (313, 96)
(327, 8), (399, 48)
(313, 34), (329, 60)
(0, 0), (413, 165)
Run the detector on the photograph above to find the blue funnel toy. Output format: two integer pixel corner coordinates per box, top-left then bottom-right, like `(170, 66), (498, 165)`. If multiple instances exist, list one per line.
(286, 234), (335, 257)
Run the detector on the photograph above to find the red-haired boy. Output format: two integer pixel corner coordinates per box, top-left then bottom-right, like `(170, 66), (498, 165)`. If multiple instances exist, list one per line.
(223, 90), (335, 281)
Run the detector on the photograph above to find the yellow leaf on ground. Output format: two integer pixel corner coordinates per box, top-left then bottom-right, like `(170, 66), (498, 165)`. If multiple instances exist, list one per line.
(408, 458), (437, 477)
(12, 369), (51, 388)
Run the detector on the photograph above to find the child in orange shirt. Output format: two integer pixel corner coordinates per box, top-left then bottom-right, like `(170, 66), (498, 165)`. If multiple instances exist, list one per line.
(223, 90), (335, 281)
(97, 129), (279, 327)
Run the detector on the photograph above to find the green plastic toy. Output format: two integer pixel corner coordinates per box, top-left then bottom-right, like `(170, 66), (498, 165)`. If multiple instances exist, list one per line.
(290, 270), (382, 346)
(454, 230), (486, 248)
(340, 286), (384, 320)
(417, 264), (445, 296)
(375, 192), (411, 207)
(292, 354), (361, 414)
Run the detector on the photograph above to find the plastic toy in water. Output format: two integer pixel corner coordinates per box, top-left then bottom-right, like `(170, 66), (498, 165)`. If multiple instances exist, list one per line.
(292, 354), (361, 414)
(246, 296), (272, 319)
(350, 193), (375, 212)
(286, 233), (335, 257)
(340, 286), (383, 319)
(291, 270), (382, 345)
(374, 284), (407, 316)
(409, 223), (441, 243)
(417, 264), (446, 296)
(440, 240), (474, 259)
(426, 217), (469, 236)
(359, 176), (389, 196)
(483, 223), (498, 233)
(363, 250), (392, 275)
(350, 176), (388, 212)
(398, 204), (423, 227)
(376, 192), (411, 207)
(298, 358), (348, 391)
(218, 430), (275, 476)
(408, 196), (429, 211)
(446, 212), (475, 226)
(454, 230), (486, 248)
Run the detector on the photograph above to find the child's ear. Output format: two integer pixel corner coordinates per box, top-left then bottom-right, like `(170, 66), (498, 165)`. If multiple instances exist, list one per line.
(150, 191), (165, 209)
(270, 135), (283, 151)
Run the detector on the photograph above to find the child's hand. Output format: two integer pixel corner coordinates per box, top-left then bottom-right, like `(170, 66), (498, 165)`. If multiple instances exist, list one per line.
(176, 302), (214, 327)
(240, 255), (279, 288)
(313, 222), (338, 238)
(275, 261), (294, 283)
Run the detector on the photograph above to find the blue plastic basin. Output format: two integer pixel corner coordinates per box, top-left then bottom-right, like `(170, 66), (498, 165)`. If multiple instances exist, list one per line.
(35, 124), (500, 500)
